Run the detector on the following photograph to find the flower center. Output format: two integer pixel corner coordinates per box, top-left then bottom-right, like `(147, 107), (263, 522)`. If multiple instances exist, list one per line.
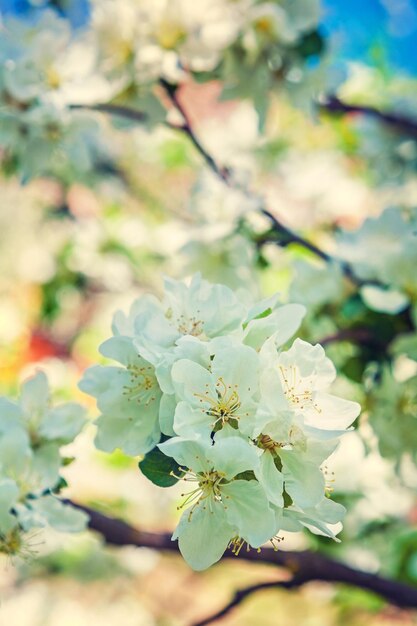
(254, 16), (275, 36)
(165, 308), (205, 337)
(123, 364), (157, 405)
(174, 467), (225, 519)
(195, 377), (242, 429)
(46, 66), (61, 89)
(156, 19), (186, 50)
(278, 365), (322, 413)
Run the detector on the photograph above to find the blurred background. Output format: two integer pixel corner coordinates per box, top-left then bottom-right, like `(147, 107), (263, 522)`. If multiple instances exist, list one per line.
(0, 0), (417, 625)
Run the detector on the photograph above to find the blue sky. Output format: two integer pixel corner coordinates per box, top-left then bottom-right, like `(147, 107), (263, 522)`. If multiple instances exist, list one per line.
(0, 0), (90, 28)
(322, 0), (417, 75)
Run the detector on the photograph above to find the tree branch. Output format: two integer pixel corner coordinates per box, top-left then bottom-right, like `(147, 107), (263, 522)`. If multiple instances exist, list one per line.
(320, 96), (417, 139)
(72, 89), (343, 271)
(70, 103), (148, 123)
(158, 81), (358, 277)
(192, 579), (301, 626)
(159, 79), (232, 185)
(319, 328), (376, 347)
(258, 209), (331, 263)
(72, 502), (417, 613)
(71, 93), (395, 286)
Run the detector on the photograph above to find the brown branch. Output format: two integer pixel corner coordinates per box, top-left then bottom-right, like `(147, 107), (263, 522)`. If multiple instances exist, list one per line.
(70, 94), (353, 275)
(320, 96), (417, 139)
(70, 103), (147, 123)
(319, 328), (375, 347)
(192, 579), (301, 626)
(259, 209), (331, 264)
(159, 79), (232, 185)
(158, 80), (358, 278)
(72, 502), (417, 613)
(71, 93), (385, 286)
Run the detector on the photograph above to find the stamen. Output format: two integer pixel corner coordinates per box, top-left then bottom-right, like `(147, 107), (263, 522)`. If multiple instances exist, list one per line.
(176, 468), (226, 519)
(278, 365), (322, 413)
(194, 376), (242, 429)
(122, 364), (157, 405)
(269, 534), (284, 551)
(228, 537), (260, 556)
(322, 465), (335, 497)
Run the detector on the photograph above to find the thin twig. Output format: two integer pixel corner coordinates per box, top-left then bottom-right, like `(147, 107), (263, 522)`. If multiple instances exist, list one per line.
(320, 96), (417, 139)
(70, 94), (384, 284)
(158, 81), (352, 274)
(319, 328), (375, 347)
(71, 502), (417, 611)
(70, 103), (147, 123)
(159, 79), (232, 184)
(70, 95), (344, 270)
(260, 209), (332, 263)
(192, 579), (301, 626)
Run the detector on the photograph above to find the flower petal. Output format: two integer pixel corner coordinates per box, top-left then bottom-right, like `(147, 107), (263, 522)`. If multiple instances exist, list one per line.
(211, 437), (260, 479)
(255, 452), (284, 507)
(174, 501), (234, 571)
(222, 479), (276, 547)
(20, 370), (49, 416)
(243, 304), (305, 351)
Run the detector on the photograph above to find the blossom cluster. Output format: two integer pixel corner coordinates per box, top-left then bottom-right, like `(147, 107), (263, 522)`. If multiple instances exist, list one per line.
(80, 274), (360, 570)
(0, 371), (87, 556)
(0, 10), (107, 179)
(0, 0), (324, 178)
(337, 207), (417, 314)
(93, 0), (322, 83)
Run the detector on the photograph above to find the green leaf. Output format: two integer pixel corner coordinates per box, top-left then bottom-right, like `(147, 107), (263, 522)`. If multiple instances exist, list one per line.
(139, 446), (182, 488)
(283, 488), (293, 508)
(242, 307), (272, 330)
(296, 30), (325, 59)
(391, 333), (417, 361)
(234, 470), (256, 481)
(273, 454), (283, 472)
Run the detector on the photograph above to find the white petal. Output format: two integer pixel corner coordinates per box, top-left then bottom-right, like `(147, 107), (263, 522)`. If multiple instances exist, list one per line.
(175, 501), (233, 571)
(158, 438), (211, 474)
(99, 336), (140, 366)
(243, 304), (305, 351)
(280, 449), (325, 508)
(211, 437), (260, 479)
(171, 359), (216, 406)
(361, 285), (409, 314)
(307, 393), (360, 430)
(0, 479), (19, 533)
(255, 452), (284, 507)
(222, 480), (276, 547)
(20, 371), (49, 416)
(173, 401), (213, 439)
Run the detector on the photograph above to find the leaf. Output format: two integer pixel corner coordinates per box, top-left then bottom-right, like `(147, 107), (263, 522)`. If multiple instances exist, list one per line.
(242, 308), (272, 330)
(139, 446), (182, 488)
(391, 332), (417, 361)
(234, 470), (256, 481)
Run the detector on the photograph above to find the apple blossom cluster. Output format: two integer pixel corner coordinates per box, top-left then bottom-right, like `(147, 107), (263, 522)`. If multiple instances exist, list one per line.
(337, 65), (417, 185)
(0, 371), (87, 557)
(93, 0), (322, 82)
(92, 0), (324, 125)
(0, 10), (108, 180)
(0, 0), (324, 178)
(337, 207), (417, 314)
(80, 274), (360, 570)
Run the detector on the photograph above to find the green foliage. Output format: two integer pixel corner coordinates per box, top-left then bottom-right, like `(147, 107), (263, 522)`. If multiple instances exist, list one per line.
(139, 446), (182, 488)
